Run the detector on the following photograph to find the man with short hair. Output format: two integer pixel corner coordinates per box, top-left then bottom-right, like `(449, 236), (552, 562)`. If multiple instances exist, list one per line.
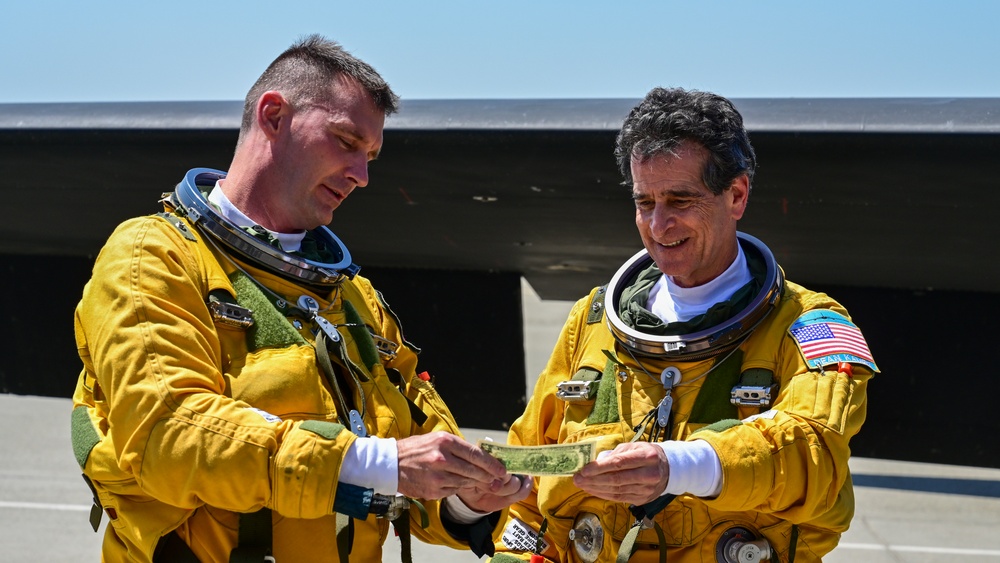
(491, 88), (875, 562)
(71, 35), (531, 562)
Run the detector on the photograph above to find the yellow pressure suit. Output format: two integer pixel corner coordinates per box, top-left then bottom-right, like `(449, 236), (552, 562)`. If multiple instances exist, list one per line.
(492, 239), (874, 563)
(71, 186), (500, 561)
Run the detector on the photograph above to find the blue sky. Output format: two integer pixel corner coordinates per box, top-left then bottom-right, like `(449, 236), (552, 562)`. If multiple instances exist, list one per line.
(3, 0), (999, 103)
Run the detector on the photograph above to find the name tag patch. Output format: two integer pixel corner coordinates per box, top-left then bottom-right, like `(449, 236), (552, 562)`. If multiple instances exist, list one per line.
(501, 517), (549, 553)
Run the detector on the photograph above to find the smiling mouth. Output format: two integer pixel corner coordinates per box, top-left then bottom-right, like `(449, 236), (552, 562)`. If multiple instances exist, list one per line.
(660, 238), (688, 248)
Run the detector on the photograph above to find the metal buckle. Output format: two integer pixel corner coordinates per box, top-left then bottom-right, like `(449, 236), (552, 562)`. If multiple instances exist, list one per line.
(208, 301), (254, 328)
(730, 385), (777, 407)
(556, 381), (594, 402)
(370, 494), (409, 520)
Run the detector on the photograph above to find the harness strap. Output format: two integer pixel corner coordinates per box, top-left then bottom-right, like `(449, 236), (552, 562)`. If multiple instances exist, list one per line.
(616, 494), (676, 562)
(617, 521), (667, 563)
(336, 513), (353, 562)
(229, 509), (273, 563)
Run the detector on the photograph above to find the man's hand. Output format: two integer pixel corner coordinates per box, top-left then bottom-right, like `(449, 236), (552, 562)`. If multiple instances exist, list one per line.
(572, 442), (669, 505)
(457, 473), (534, 513)
(396, 432), (509, 500)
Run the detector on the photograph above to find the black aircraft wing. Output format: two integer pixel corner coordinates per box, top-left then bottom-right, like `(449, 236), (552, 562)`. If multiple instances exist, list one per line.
(2, 98), (998, 468)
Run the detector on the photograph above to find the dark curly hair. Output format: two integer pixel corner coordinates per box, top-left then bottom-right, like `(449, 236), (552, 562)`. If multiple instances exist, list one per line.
(615, 87), (756, 195)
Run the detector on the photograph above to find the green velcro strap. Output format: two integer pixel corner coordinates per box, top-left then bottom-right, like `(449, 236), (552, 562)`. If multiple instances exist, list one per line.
(688, 349), (743, 424)
(229, 272), (306, 351)
(740, 368), (774, 387)
(692, 419), (743, 434)
(586, 286), (608, 324)
(300, 419), (346, 440)
(332, 482), (373, 520)
(616, 521), (666, 563)
(587, 358), (621, 425)
(342, 299), (380, 370)
(617, 523), (642, 563)
(572, 367), (602, 400)
(156, 212), (197, 241)
(409, 498), (429, 529)
(71, 406), (101, 468)
(489, 554), (525, 563)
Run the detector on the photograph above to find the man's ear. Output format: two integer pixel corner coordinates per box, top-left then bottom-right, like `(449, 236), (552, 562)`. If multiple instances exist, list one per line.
(256, 91), (289, 141)
(729, 174), (750, 220)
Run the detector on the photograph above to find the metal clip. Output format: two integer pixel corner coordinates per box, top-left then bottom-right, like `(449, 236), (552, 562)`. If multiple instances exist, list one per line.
(730, 385), (777, 407)
(208, 301), (254, 328)
(348, 409), (367, 437)
(370, 333), (399, 361)
(370, 494), (410, 520)
(556, 381), (595, 402)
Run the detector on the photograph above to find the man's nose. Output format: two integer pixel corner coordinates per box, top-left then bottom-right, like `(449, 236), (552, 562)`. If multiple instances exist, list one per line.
(649, 205), (674, 235)
(346, 156), (369, 188)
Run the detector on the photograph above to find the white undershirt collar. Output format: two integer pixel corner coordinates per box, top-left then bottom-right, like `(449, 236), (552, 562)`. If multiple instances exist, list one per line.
(647, 243), (752, 324)
(208, 182), (306, 253)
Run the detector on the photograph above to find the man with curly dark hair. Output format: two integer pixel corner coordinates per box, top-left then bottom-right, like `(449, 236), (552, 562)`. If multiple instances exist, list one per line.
(491, 87), (876, 562)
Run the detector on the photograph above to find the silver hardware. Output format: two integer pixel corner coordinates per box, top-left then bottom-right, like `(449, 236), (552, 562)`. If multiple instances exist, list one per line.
(275, 298), (287, 309)
(297, 295), (319, 313)
(657, 366), (680, 427)
(660, 366), (681, 387)
(556, 381), (594, 402)
(569, 512), (604, 563)
(314, 315), (341, 343)
(348, 409), (367, 437)
(292, 320), (303, 330)
(656, 395), (673, 428)
(370, 333), (399, 360)
(208, 301), (254, 328)
(715, 526), (771, 563)
(730, 385), (777, 408)
(617, 369), (628, 382)
(372, 494), (410, 521)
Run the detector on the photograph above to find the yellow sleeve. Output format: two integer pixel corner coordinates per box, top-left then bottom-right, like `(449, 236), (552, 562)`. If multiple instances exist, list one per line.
(696, 293), (872, 534)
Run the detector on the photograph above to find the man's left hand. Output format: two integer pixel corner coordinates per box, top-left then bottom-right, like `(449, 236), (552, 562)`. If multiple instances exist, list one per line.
(572, 442), (669, 505)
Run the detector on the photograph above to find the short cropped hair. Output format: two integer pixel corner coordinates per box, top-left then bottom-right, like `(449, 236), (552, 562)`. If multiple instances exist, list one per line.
(615, 87), (756, 195)
(238, 34), (400, 142)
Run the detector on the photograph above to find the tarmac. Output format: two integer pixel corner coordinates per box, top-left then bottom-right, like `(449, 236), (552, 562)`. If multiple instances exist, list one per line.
(4, 282), (1000, 561)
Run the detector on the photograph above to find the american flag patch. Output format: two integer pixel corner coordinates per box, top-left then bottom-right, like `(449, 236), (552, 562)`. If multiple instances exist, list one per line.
(789, 310), (878, 372)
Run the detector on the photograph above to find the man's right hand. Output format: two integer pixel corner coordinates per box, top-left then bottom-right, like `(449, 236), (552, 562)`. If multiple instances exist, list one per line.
(396, 432), (509, 500)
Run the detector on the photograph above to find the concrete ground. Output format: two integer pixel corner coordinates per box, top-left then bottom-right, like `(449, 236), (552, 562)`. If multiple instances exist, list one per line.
(4, 283), (999, 561)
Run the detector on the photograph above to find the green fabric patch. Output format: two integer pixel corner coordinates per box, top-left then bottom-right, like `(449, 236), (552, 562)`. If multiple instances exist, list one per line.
(587, 359), (621, 425)
(343, 299), (379, 370)
(71, 406), (100, 468)
(300, 420), (346, 440)
(229, 272), (306, 351)
(586, 286), (607, 324)
(490, 554), (527, 563)
(688, 349), (743, 424)
(692, 419), (743, 434)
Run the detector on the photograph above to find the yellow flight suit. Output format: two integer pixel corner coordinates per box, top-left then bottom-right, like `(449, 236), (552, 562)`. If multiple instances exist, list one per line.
(71, 207), (500, 562)
(492, 277), (873, 562)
